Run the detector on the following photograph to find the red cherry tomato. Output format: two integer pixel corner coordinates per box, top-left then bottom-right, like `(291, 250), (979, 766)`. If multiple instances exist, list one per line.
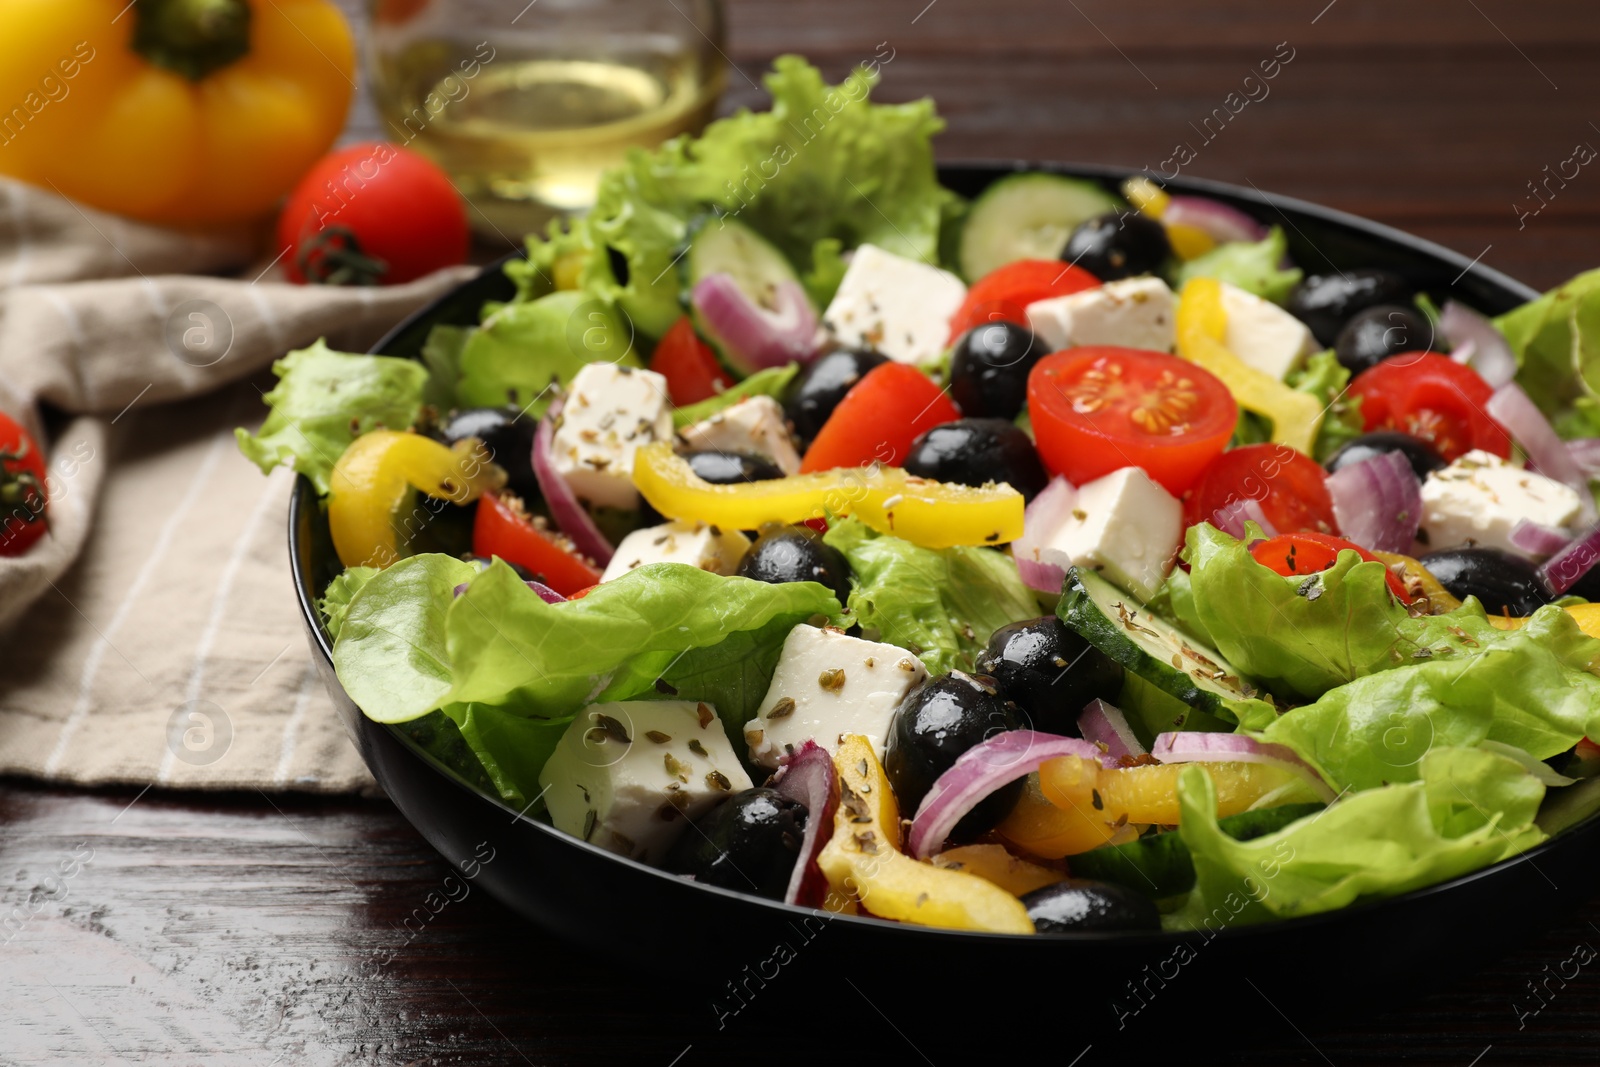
(567, 584), (600, 601)
(1347, 352), (1510, 462)
(472, 492), (602, 596)
(0, 411), (47, 557)
(277, 142), (469, 286)
(1250, 532), (1411, 601)
(799, 363), (961, 473)
(948, 259), (1101, 340)
(649, 317), (734, 405)
(1184, 443), (1338, 536)
(1026, 346), (1237, 495)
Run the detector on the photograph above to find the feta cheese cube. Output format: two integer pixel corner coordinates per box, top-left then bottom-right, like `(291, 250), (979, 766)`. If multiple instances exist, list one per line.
(539, 700), (753, 864)
(744, 624), (928, 770)
(1218, 282), (1320, 380)
(1025, 277), (1176, 354)
(679, 395), (802, 475)
(551, 363), (673, 510)
(1028, 467), (1183, 600)
(600, 520), (752, 582)
(1419, 449), (1582, 556)
(823, 244), (967, 365)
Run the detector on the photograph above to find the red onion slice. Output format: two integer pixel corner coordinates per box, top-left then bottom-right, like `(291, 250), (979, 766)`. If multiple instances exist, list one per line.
(1440, 300), (1517, 389)
(1211, 497), (1278, 541)
(907, 730), (1109, 859)
(452, 578), (566, 603)
(1325, 450), (1422, 554)
(1509, 519), (1573, 559)
(1012, 476), (1077, 593)
(1539, 520), (1600, 595)
(1486, 383), (1596, 523)
(1077, 699), (1145, 761)
(691, 274), (819, 372)
(531, 398), (615, 566)
(770, 741), (838, 907)
(1151, 731), (1336, 802)
(1568, 438), (1600, 477)
(1162, 195), (1269, 246)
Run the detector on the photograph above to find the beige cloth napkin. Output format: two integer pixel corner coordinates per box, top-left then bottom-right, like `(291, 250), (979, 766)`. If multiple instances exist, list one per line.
(0, 178), (478, 792)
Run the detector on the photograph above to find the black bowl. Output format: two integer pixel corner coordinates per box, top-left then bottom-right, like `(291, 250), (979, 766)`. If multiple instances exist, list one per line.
(290, 164), (1600, 1042)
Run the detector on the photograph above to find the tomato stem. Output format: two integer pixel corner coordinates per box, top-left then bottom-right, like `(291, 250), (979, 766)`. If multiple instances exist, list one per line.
(132, 0), (252, 82)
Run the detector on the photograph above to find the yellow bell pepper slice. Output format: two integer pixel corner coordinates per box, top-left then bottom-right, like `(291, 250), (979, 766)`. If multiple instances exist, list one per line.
(632, 442), (1024, 549)
(1490, 603), (1600, 641)
(1176, 277), (1324, 456)
(928, 844), (1066, 898)
(1165, 223), (1217, 262)
(1122, 176), (1170, 218)
(329, 430), (503, 569)
(817, 735), (1035, 934)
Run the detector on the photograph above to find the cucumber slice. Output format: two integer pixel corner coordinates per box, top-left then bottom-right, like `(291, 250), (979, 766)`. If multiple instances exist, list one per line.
(685, 216), (803, 308)
(958, 172), (1122, 281)
(1059, 567), (1262, 717)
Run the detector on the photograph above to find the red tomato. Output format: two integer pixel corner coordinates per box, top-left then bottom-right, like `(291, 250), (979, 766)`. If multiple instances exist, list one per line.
(0, 412), (46, 557)
(1184, 443), (1338, 536)
(1250, 532), (1410, 601)
(472, 492), (602, 596)
(799, 363), (961, 473)
(649, 317), (733, 405)
(948, 259), (1101, 340)
(1348, 352), (1510, 461)
(277, 143), (469, 285)
(567, 585), (600, 601)
(1026, 347), (1237, 494)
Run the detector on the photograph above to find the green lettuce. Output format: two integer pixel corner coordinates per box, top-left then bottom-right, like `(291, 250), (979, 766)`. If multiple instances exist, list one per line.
(1174, 226), (1302, 305)
(671, 364), (799, 428)
(420, 324), (471, 410)
(318, 566), (379, 640)
(823, 518), (1039, 675)
(455, 292), (642, 414)
(1290, 351), (1363, 461)
(1495, 267), (1600, 436)
(235, 340), (428, 494)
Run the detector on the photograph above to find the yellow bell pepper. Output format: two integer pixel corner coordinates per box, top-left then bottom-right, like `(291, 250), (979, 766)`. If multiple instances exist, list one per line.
(0, 0), (354, 225)
(1489, 603), (1600, 641)
(817, 735), (1035, 934)
(1176, 277), (1323, 456)
(329, 431), (504, 569)
(1122, 177), (1212, 259)
(1372, 550), (1461, 614)
(927, 844), (1066, 898)
(632, 442), (1024, 549)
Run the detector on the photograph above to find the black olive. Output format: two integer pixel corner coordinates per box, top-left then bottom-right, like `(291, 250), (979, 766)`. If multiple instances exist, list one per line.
(737, 524), (853, 604)
(949, 321), (1045, 420)
(664, 788), (808, 900)
(435, 407), (540, 503)
(1021, 879), (1161, 934)
(974, 617), (1123, 735)
(1060, 212), (1172, 281)
(1288, 269), (1414, 347)
(903, 419), (1049, 502)
(1420, 547), (1551, 616)
(682, 449), (786, 485)
(884, 673), (1023, 841)
(1324, 431), (1447, 481)
(783, 347), (890, 445)
(1333, 305), (1436, 374)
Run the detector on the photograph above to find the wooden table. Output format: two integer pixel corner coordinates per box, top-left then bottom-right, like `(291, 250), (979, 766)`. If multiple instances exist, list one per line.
(7, 1), (1600, 1063)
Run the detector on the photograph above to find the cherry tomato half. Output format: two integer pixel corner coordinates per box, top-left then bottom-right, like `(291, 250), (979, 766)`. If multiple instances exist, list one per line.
(472, 492), (602, 596)
(1250, 532), (1411, 601)
(0, 411), (47, 557)
(799, 363), (960, 473)
(1184, 443), (1338, 536)
(1027, 346), (1237, 494)
(649, 316), (734, 406)
(1348, 352), (1510, 462)
(948, 259), (1101, 340)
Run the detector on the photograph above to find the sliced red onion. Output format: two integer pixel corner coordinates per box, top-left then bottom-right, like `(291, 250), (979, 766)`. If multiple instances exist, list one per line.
(531, 398), (615, 566)
(1486, 383), (1596, 523)
(1077, 699), (1145, 761)
(1011, 476), (1077, 593)
(1151, 731), (1336, 802)
(1539, 520), (1600, 595)
(907, 730), (1108, 859)
(1163, 195), (1269, 246)
(691, 274), (819, 372)
(770, 741), (837, 907)
(1440, 300), (1517, 389)
(1325, 451), (1421, 554)
(1211, 497), (1278, 541)
(1509, 519), (1573, 559)
(453, 578), (565, 603)
(1567, 439), (1600, 476)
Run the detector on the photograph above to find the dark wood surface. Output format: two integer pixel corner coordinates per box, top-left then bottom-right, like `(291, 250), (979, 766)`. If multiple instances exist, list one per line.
(9, 1), (1600, 1064)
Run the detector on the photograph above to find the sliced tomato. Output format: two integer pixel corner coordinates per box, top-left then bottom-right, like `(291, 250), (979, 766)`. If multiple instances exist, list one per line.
(948, 259), (1100, 340)
(649, 316), (733, 406)
(1348, 352), (1510, 462)
(799, 363), (960, 473)
(1026, 346), (1237, 494)
(472, 492), (602, 596)
(1250, 532), (1410, 600)
(1184, 443), (1338, 536)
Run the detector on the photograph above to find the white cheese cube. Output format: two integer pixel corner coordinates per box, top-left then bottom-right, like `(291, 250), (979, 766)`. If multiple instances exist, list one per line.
(551, 363), (673, 510)
(1419, 450), (1582, 556)
(1025, 277), (1176, 354)
(539, 700), (753, 864)
(1218, 282), (1319, 380)
(600, 521), (752, 582)
(1031, 467), (1182, 600)
(823, 244), (967, 365)
(744, 624), (928, 770)
(679, 395), (802, 475)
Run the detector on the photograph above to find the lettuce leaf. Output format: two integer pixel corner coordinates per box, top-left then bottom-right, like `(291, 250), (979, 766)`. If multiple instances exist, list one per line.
(318, 566), (379, 640)
(671, 364), (799, 428)
(1174, 226), (1302, 305)
(1495, 267), (1600, 431)
(1290, 351), (1363, 461)
(455, 291), (642, 414)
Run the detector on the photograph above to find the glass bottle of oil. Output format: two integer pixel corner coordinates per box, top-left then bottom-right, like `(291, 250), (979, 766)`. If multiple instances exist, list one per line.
(368, 0), (726, 238)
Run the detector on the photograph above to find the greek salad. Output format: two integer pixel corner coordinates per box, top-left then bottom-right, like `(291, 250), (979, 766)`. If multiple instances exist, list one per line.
(241, 57), (1600, 936)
